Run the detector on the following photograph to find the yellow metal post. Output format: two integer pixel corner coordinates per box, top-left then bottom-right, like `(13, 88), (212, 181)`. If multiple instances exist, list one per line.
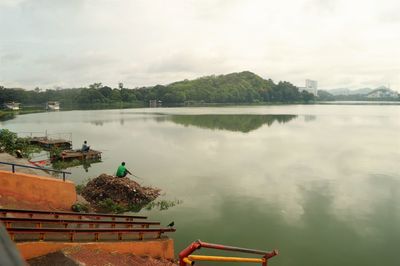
(188, 255), (265, 263)
(183, 257), (194, 265)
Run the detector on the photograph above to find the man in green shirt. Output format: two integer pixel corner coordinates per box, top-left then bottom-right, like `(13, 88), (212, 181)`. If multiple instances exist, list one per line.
(116, 162), (132, 178)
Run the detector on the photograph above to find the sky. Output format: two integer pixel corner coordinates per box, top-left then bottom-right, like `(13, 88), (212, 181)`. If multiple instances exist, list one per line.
(0, 0), (399, 91)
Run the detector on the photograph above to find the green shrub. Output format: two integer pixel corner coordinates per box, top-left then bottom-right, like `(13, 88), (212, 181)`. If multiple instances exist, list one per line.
(0, 129), (18, 153)
(0, 129), (41, 157)
(75, 184), (85, 194)
(71, 202), (90, 213)
(98, 198), (126, 213)
(144, 199), (183, 211)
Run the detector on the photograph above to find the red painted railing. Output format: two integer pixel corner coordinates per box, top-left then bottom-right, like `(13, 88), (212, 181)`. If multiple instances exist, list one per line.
(1, 208), (147, 220)
(179, 240), (278, 266)
(1, 208), (176, 243)
(1, 217), (160, 229)
(7, 227), (175, 242)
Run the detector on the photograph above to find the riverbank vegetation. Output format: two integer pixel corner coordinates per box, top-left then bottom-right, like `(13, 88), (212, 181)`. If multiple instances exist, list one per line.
(0, 129), (96, 171)
(0, 129), (41, 157)
(0, 108), (50, 122)
(0, 110), (14, 121)
(1, 71), (315, 107)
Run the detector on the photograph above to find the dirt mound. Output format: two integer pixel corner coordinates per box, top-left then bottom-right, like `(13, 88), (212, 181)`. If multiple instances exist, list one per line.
(28, 249), (178, 266)
(28, 251), (78, 266)
(81, 174), (160, 211)
(65, 247), (177, 266)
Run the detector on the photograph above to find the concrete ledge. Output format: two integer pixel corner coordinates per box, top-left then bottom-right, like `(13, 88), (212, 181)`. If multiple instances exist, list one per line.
(0, 170), (77, 210)
(17, 238), (175, 260)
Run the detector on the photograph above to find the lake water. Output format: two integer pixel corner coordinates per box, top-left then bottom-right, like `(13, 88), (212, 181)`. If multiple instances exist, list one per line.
(1, 105), (400, 266)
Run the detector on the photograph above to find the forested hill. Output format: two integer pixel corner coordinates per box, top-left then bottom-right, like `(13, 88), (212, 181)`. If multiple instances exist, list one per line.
(0, 71), (314, 107)
(136, 71), (314, 104)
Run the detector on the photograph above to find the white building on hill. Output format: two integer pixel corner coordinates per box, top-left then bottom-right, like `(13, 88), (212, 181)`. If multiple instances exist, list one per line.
(298, 79), (318, 96)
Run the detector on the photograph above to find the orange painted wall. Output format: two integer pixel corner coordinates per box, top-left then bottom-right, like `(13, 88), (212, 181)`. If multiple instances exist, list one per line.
(17, 239), (175, 260)
(0, 170), (77, 210)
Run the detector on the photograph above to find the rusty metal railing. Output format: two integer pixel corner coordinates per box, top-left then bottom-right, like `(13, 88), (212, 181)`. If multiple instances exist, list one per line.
(1, 217), (160, 229)
(1, 208), (176, 244)
(0, 208), (147, 221)
(179, 240), (278, 266)
(6, 227), (175, 242)
(0, 161), (71, 181)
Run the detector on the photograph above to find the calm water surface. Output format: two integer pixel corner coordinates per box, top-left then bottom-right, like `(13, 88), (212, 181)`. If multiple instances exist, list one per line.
(1, 105), (400, 266)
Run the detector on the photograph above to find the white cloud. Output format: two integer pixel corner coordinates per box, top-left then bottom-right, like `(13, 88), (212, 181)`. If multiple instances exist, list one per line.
(0, 0), (26, 7)
(0, 0), (399, 90)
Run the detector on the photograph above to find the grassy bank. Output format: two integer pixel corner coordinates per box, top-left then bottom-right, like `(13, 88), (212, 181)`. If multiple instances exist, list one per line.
(0, 108), (47, 121)
(0, 110), (15, 120)
(61, 101), (146, 110)
(0, 102), (146, 122)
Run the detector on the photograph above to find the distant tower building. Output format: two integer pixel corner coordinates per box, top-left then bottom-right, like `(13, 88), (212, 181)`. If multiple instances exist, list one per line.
(305, 79), (318, 95)
(299, 79), (318, 96)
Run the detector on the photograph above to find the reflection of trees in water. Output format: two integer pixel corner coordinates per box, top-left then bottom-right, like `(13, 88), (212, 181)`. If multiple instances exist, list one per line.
(52, 159), (101, 172)
(168, 114), (298, 133)
(304, 115), (317, 122)
(91, 121), (104, 126)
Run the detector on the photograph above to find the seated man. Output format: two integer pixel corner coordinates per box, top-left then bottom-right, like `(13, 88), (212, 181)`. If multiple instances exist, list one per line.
(81, 140), (90, 152)
(15, 149), (23, 158)
(116, 162), (132, 178)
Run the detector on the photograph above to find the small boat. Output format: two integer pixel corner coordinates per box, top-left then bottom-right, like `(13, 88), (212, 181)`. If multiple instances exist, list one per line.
(4, 102), (20, 111)
(28, 159), (52, 169)
(46, 101), (60, 111)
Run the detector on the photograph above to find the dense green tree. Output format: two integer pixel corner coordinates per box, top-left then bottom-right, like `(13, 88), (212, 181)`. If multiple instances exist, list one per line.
(317, 90), (335, 101)
(120, 89), (137, 102)
(0, 71), (323, 107)
(98, 86), (113, 99)
(110, 89), (122, 101)
(301, 91), (315, 102)
(76, 88), (107, 105)
(89, 83), (102, 89)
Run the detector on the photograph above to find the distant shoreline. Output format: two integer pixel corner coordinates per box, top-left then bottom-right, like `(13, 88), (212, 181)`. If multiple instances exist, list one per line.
(2, 100), (400, 121)
(316, 100), (400, 105)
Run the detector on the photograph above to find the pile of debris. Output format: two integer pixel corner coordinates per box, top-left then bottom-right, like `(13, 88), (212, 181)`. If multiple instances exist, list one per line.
(81, 174), (160, 211)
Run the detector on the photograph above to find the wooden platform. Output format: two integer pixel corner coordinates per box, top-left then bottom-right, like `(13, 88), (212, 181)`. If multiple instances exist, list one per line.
(60, 150), (102, 161)
(30, 137), (72, 150)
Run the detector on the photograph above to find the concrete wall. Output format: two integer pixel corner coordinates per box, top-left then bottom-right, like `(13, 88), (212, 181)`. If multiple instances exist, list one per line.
(0, 170), (77, 210)
(17, 239), (175, 260)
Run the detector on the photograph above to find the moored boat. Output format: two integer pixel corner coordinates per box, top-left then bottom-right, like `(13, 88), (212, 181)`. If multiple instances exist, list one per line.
(4, 102), (20, 111)
(46, 101), (60, 111)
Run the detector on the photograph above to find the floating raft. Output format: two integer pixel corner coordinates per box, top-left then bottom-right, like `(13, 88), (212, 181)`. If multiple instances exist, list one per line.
(30, 137), (72, 150)
(60, 149), (102, 161)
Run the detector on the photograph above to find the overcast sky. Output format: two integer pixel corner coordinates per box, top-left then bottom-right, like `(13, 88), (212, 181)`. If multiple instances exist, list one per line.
(1, 0), (399, 90)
